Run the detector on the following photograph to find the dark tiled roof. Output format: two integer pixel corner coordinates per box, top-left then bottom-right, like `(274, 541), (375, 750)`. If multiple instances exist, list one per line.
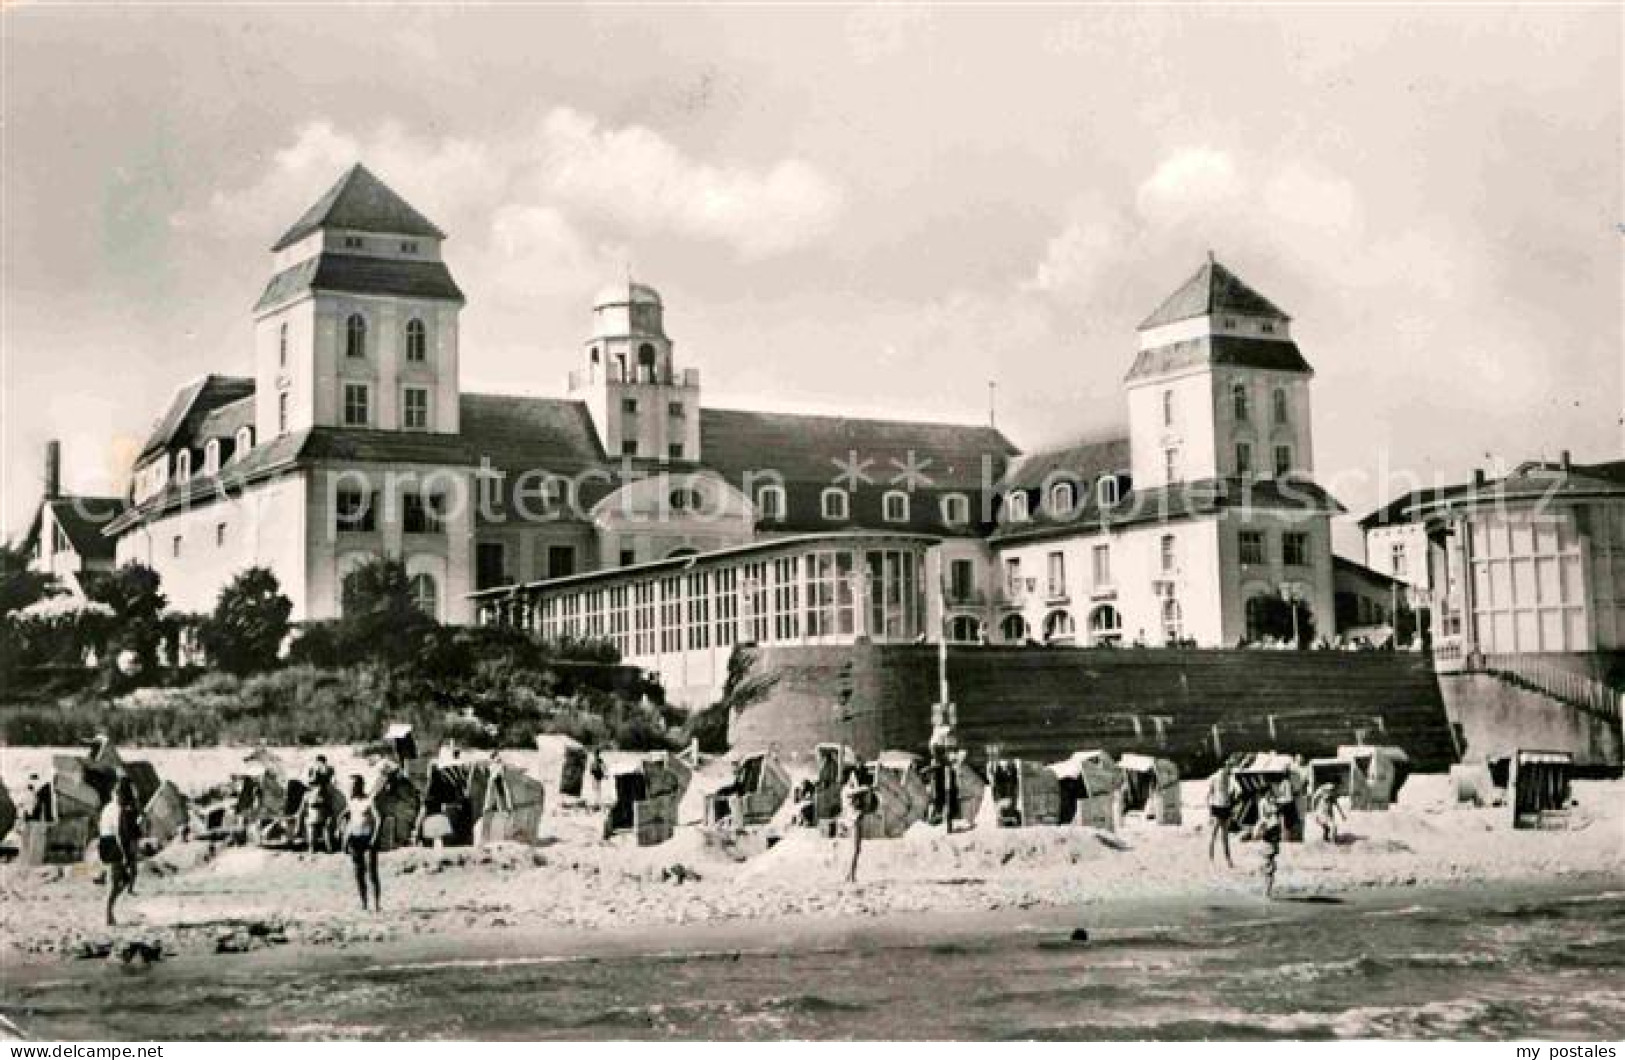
(459, 394), (607, 472)
(197, 394), (254, 440)
(1361, 458), (1625, 529)
(137, 375), (256, 462)
(297, 427), (482, 466)
(1124, 335), (1313, 382)
(699, 407), (1017, 537)
(999, 436), (1131, 491)
(1139, 257), (1289, 330)
(255, 253), (464, 313)
(1333, 554), (1405, 590)
(1357, 484), (1471, 529)
(25, 495), (126, 560)
(991, 476), (1346, 544)
(271, 164), (445, 253)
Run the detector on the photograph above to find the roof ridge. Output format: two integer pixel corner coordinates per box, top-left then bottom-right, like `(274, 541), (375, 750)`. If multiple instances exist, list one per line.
(702, 405), (1009, 435)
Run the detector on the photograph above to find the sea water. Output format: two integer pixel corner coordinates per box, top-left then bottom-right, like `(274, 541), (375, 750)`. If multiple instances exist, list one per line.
(4, 891), (1623, 1040)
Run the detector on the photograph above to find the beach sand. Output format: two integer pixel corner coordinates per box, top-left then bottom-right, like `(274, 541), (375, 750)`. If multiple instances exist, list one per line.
(1, 746), (1620, 970)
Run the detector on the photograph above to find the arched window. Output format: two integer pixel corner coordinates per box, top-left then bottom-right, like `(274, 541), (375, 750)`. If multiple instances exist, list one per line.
(1162, 599), (1183, 643)
(1232, 382), (1249, 422)
(1096, 475), (1120, 508)
(1006, 491), (1030, 522)
(204, 440), (220, 476)
(755, 485), (786, 521)
(234, 426), (252, 459)
(940, 493), (970, 525)
(405, 318), (427, 363)
(883, 490), (909, 523)
(947, 615), (982, 644)
(1272, 387), (1289, 425)
(1088, 604), (1123, 646)
(637, 343), (657, 381)
(999, 613), (1029, 644)
(668, 486), (704, 512)
(1049, 481), (1076, 516)
(1160, 534), (1177, 573)
(175, 449), (192, 484)
(278, 322), (288, 368)
(1245, 595), (1274, 642)
(408, 573), (438, 618)
(821, 488), (849, 520)
(1043, 609), (1076, 644)
(345, 313), (367, 358)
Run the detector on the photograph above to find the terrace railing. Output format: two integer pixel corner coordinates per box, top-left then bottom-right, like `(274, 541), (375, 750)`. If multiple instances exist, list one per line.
(1465, 651), (1622, 725)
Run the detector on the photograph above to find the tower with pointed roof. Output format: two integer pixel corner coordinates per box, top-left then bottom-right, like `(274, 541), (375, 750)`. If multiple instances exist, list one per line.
(567, 279), (702, 463)
(1124, 254), (1315, 492)
(253, 163), (465, 443)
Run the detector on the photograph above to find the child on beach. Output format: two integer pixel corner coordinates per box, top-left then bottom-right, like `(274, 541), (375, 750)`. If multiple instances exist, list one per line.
(1255, 796), (1283, 899)
(344, 775), (382, 912)
(1311, 782), (1345, 843)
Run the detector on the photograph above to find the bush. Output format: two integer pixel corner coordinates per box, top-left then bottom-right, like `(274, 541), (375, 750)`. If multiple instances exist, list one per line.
(199, 567), (292, 675)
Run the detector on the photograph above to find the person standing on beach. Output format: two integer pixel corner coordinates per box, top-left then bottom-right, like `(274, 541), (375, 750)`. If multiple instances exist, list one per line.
(1207, 763), (1237, 867)
(589, 748), (606, 809)
(1255, 795), (1283, 898)
(1310, 782), (1345, 843)
(343, 775), (381, 912)
(97, 779), (140, 926)
(843, 771), (874, 884)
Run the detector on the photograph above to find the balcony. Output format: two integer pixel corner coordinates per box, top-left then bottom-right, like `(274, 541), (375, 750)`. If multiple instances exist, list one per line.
(568, 365), (702, 389)
(944, 587), (986, 608)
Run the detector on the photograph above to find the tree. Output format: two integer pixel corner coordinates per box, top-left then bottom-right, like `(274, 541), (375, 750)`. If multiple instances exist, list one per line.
(1247, 594), (1316, 647)
(87, 562), (168, 668)
(338, 556), (436, 667)
(200, 567), (292, 675)
(0, 541), (57, 616)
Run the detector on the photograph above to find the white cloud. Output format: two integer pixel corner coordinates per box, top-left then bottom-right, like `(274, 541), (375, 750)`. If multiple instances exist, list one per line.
(483, 204), (624, 304)
(1134, 147), (1242, 222)
(1262, 164), (1361, 238)
(531, 108), (843, 259)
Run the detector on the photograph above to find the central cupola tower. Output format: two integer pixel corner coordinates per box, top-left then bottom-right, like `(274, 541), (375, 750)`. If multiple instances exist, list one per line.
(569, 279), (702, 462)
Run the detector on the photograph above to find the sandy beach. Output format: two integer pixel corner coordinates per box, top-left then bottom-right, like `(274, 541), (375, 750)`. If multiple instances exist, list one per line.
(1, 746), (1621, 972)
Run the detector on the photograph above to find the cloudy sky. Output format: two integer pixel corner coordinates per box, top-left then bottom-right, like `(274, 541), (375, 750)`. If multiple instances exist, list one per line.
(3, 5), (1620, 555)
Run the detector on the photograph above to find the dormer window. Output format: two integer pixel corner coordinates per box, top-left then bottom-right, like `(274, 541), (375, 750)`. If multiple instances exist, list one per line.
(234, 426), (253, 458)
(1006, 491), (1030, 522)
(1096, 475), (1120, 508)
(1048, 481), (1076, 516)
(175, 449), (192, 484)
(941, 493), (970, 526)
(405, 318), (426, 363)
(882, 490), (909, 523)
(821, 488), (849, 521)
(345, 313), (367, 358)
(203, 440), (220, 476)
(755, 485), (786, 521)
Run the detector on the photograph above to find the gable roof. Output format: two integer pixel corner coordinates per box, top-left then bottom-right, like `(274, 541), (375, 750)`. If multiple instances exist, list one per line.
(197, 394), (255, 441)
(1140, 257), (1290, 330)
(999, 436), (1131, 492)
(270, 164), (445, 252)
(255, 253), (464, 314)
(24, 495), (126, 561)
(1124, 334), (1313, 382)
(137, 374), (255, 461)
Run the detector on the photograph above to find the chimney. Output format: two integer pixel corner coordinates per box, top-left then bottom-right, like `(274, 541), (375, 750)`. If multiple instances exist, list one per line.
(44, 440), (60, 500)
(1560, 449), (1572, 472)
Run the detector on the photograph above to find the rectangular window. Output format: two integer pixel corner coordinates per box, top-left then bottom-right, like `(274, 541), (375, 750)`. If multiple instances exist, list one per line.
(335, 489), (376, 533)
(171, 535), (182, 558)
(669, 443), (684, 460)
(403, 387), (429, 431)
(1235, 442), (1253, 477)
(403, 493), (443, 534)
(343, 235), (364, 249)
(1092, 543), (1111, 587)
(548, 545), (576, 579)
(1004, 557), (1021, 596)
(343, 384), (370, 427)
(216, 522), (227, 547)
(622, 398), (639, 414)
(621, 440), (638, 457)
(400, 241), (418, 254)
(1273, 445), (1291, 478)
(278, 393), (290, 435)
(1162, 389), (1174, 426)
(1283, 532), (1309, 567)
(476, 542), (506, 590)
(668, 401), (685, 418)
(949, 559), (975, 603)
(1164, 448), (1179, 483)
(1047, 551), (1067, 598)
(1239, 530), (1266, 565)
(1390, 542), (1408, 577)
(620, 549), (636, 567)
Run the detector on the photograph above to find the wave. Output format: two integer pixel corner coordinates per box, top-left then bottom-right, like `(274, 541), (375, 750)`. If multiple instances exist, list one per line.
(568, 993), (870, 1031)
